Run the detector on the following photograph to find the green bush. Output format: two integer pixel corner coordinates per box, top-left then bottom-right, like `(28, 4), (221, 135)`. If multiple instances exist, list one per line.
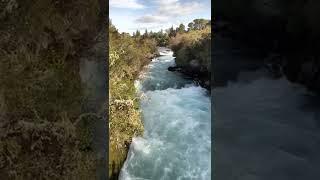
(108, 22), (157, 178)
(170, 25), (211, 72)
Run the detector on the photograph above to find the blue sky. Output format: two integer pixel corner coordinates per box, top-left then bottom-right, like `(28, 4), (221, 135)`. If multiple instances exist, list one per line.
(110, 0), (211, 34)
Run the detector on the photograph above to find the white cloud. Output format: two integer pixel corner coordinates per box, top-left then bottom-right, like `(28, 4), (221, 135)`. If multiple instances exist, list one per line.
(157, 1), (203, 16)
(135, 0), (204, 24)
(110, 0), (144, 9)
(135, 15), (168, 23)
(129, 21), (184, 34)
(129, 25), (163, 31)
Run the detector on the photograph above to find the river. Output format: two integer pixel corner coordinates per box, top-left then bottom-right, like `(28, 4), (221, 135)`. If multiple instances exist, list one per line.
(213, 34), (320, 180)
(119, 48), (211, 180)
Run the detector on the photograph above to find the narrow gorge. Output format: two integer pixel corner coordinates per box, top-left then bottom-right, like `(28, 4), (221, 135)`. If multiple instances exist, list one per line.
(119, 48), (211, 180)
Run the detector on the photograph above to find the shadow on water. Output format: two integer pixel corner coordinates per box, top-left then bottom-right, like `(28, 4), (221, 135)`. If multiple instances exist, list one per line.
(299, 94), (320, 128)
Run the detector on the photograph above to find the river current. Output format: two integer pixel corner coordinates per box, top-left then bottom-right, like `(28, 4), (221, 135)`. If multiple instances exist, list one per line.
(119, 48), (211, 180)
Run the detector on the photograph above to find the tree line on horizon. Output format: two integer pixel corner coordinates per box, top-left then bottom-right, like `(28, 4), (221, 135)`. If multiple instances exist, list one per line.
(129, 18), (211, 47)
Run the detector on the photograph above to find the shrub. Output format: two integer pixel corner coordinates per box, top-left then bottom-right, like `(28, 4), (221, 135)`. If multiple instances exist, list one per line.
(108, 22), (157, 178)
(169, 25), (211, 72)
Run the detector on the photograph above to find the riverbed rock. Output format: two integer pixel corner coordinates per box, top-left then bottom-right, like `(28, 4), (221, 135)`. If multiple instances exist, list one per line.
(168, 66), (181, 71)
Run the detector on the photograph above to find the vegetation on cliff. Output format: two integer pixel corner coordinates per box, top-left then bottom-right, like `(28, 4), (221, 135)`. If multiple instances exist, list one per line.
(108, 21), (157, 178)
(169, 19), (211, 89)
(0, 0), (105, 178)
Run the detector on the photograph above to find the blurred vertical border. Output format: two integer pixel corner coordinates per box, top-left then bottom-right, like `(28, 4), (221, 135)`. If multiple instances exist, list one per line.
(0, 0), (108, 179)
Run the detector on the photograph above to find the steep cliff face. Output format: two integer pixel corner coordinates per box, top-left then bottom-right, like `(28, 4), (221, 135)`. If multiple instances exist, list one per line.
(213, 0), (320, 91)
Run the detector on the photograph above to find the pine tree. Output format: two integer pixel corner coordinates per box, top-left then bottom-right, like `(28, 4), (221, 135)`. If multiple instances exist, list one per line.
(143, 29), (148, 38)
(168, 26), (176, 37)
(135, 30), (141, 37)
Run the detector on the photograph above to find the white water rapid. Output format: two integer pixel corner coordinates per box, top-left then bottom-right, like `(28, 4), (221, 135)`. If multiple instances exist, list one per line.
(119, 48), (211, 180)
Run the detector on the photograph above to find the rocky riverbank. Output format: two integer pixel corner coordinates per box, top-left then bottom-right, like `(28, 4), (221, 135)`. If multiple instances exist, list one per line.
(168, 23), (211, 90)
(168, 65), (210, 90)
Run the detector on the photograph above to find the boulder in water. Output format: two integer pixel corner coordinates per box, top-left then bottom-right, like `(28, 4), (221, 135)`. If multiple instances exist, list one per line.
(168, 66), (182, 71)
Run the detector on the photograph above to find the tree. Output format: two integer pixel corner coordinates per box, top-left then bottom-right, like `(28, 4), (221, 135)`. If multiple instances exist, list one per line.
(160, 29), (163, 35)
(109, 19), (118, 34)
(135, 30), (141, 37)
(193, 19), (209, 30)
(176, 23), (185, 33)
(143, 29), (149, 38)
(206, 20), (211, 27)
(188, 22), (194, 31)
(168, 26), (176, 37)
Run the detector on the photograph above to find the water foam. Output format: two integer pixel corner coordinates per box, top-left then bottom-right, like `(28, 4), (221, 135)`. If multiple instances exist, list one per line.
(120, 49), (211, 180)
